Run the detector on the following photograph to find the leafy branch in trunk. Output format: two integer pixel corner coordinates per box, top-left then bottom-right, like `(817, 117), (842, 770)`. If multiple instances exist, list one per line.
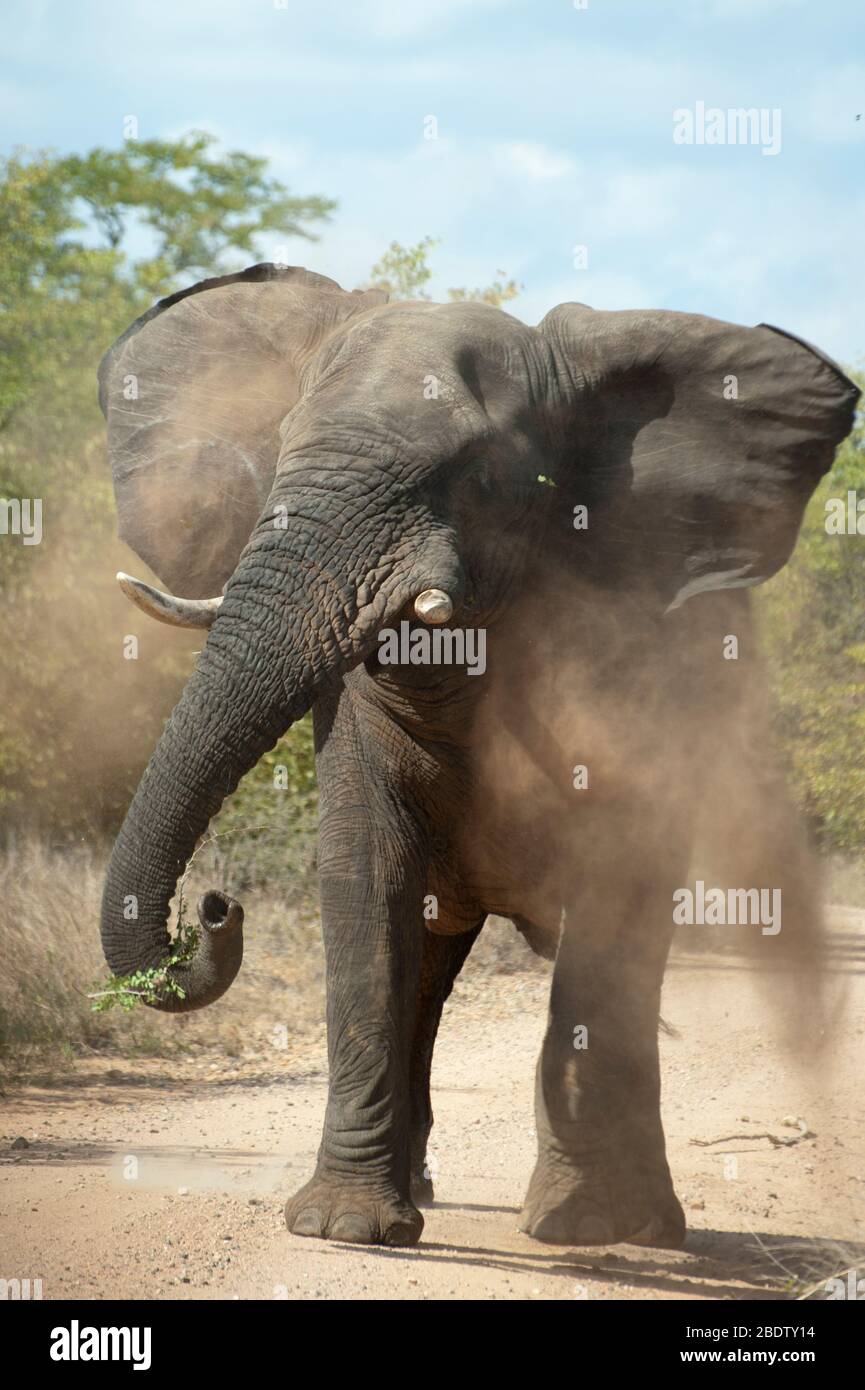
(88, 900), (200, 1012)
(88, 821), (278, 1012)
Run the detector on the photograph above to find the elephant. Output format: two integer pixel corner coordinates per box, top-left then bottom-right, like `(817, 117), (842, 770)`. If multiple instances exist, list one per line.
(98, 263), (858, 1248)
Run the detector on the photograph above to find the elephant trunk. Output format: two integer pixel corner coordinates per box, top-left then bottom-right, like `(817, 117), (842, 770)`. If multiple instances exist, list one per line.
(99, 641), (304, 1011)
(99, 485), (390, 1012)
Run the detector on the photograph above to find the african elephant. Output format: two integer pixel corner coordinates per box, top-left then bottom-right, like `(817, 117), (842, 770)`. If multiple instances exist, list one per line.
(98, 264), (858, 1247)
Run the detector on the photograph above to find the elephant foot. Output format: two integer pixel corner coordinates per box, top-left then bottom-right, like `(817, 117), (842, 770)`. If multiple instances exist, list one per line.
(519, 1154), (686, 1250)
(285, 1174), (424, 1247)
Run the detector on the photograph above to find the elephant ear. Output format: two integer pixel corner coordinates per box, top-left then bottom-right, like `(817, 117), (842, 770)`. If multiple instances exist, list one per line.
(539, 304), (860, 608)
(98, 263), (387, 597)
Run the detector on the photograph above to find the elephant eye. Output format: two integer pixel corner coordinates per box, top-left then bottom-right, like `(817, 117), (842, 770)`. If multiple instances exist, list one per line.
(468, 460), (493, 491)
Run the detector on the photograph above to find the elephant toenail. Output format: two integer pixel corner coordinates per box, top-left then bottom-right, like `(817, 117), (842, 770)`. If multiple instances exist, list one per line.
(290, 1207), (323, 1237)
(383, 1218), (423, 1247)
(330, 1212), (374, 1243)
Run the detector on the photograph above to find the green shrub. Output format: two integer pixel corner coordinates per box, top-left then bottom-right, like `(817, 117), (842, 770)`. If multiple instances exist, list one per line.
(756, 377), (865, 854)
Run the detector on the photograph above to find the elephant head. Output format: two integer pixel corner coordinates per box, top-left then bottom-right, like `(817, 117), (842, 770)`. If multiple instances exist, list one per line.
(98, 262), (858, 1010)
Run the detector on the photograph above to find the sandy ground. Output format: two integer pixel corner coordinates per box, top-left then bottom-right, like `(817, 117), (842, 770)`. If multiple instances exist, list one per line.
(2, 911), (863, 1302)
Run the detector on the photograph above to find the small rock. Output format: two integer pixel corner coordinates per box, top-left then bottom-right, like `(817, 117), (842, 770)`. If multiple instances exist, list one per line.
(11, 1136), (30, 1150)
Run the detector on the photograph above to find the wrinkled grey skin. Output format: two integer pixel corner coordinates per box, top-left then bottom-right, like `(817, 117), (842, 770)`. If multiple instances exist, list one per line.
(99, 265), (859, 1247)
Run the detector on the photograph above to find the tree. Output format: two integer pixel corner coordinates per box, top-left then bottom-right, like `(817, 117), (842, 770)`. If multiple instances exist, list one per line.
(368, 236), (438, 300)
(0, 152), (123, 432)
(755, 378), (865, 851)
(368, 237), (520, 307)
(57, 131), (335, 286)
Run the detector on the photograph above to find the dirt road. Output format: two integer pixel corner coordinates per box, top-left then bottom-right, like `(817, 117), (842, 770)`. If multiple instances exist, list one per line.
(2, 913), (863, 1301)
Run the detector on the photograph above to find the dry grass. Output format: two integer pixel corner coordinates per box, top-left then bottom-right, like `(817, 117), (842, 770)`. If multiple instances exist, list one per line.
(0, 836), (542, 1082)
(745, 1232), (865, 1300)
(0, 837), (325, 1081)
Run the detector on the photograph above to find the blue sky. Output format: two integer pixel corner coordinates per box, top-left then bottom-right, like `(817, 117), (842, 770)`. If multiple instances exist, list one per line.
(3, 0), (864, 360)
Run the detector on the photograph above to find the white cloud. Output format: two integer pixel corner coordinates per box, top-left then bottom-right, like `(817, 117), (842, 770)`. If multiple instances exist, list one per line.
(494, 141), (576, 181)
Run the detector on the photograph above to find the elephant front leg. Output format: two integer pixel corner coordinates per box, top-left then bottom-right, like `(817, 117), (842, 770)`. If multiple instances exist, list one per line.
(285, 794), (428, 1247)
(520, 874), (686, 1250)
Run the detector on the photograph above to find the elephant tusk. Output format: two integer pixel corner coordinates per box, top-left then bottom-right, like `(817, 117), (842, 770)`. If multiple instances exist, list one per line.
(116, 572), (224, 629)
(413, 588), (454, 625)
